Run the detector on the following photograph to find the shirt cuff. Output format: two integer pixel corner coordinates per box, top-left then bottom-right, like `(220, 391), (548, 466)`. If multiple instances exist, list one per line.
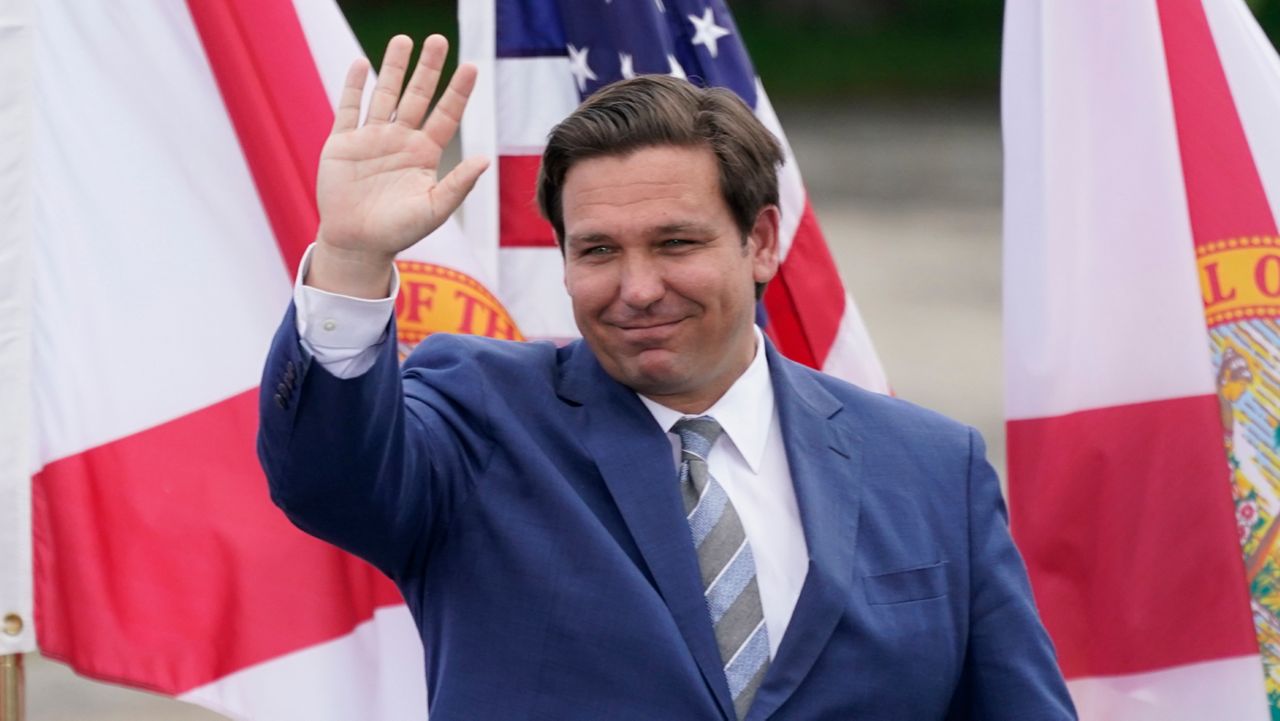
(293, 244), (399, 378)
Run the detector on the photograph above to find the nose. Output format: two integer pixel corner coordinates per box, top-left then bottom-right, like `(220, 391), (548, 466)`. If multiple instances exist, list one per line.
(618, 255), (665, 309)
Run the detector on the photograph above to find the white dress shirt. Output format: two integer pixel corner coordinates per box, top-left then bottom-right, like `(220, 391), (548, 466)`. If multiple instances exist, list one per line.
(294, 244), (810, 657)
(636, 328), (809, 659)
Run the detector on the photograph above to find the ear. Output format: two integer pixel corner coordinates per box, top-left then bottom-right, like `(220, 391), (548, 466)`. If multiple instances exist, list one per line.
(747, 205), (781, 286)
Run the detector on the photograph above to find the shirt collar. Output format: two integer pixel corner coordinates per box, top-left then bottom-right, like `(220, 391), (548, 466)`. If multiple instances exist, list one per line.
(637, 326), (774, 474)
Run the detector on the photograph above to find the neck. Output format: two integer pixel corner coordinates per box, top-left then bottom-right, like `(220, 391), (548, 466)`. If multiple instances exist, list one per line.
(642, 388), (729, 416)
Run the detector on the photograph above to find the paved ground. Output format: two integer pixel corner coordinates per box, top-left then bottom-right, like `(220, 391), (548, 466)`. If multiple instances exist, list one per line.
(21, 100), (1005, 720)
(784, 100), (1007, 475)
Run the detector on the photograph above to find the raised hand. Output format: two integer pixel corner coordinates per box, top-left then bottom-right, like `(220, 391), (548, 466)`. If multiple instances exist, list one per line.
(308, 34), (489, 298)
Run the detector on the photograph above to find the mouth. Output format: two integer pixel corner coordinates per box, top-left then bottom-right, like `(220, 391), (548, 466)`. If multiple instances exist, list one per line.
(608, 317), (687, 343)
(614, 319), (684, 330)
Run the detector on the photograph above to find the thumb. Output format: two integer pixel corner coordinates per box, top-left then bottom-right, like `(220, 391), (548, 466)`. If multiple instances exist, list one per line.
(430, 156), (491, 219)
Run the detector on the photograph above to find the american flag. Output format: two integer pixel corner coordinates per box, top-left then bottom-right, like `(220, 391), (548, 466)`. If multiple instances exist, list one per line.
(461, 0), (889, 390)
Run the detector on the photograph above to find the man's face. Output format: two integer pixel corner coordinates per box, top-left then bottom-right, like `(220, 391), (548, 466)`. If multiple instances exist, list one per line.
(561, 144), (779, 411)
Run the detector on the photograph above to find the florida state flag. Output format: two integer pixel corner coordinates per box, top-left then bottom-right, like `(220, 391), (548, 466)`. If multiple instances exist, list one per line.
(1005, 0), (1280, 717)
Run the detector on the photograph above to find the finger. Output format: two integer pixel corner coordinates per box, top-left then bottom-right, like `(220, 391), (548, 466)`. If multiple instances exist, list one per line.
(367, 35), (413, 124)
(421, 62), (478, 150)
(429, 155), (490, 220)
(395, 34), (448, 129)
(332, 57), (370, 134)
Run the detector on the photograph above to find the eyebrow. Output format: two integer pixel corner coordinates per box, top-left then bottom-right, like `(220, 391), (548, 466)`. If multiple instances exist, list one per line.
(566, 222), (717, 248)
(651, 222), (714, 237)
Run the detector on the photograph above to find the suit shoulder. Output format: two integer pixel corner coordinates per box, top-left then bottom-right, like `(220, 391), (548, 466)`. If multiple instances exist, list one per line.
(400, 334), (570, 401)
(799, 363), (976, 449)
(404, 333), (559, 371)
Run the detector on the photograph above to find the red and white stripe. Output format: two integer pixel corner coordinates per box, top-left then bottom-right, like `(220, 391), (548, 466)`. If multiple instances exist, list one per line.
(1004, 0), (1277, 716)
(458, 5), (888, 390)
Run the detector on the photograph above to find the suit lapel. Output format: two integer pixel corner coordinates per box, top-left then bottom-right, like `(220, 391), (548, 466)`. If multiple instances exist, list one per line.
(558, 342), (735, 721)
(748, 344), (863, 721)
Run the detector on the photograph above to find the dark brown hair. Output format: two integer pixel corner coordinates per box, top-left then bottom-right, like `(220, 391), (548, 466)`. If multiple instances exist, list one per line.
(537, 75), (784, 248)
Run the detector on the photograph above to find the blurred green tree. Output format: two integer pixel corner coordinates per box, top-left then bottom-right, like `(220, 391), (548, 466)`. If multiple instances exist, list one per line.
(1250, 0), (1280, 34)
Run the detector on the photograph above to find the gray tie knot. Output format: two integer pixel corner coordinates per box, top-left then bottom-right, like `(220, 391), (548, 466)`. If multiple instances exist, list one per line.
(673, 416), (723, 460)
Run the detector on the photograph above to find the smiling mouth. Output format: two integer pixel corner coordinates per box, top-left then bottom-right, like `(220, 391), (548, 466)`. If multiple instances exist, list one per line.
(609, 318), (691, 332)
(607, 318), (690, 345)
(612, 318), (686, 331)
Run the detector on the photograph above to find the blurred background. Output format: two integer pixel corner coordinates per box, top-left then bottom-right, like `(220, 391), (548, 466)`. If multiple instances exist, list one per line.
(23, 0), (1280, 718)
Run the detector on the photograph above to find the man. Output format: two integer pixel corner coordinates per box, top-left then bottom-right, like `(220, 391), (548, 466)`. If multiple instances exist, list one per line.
(259, 34), (1076, 720)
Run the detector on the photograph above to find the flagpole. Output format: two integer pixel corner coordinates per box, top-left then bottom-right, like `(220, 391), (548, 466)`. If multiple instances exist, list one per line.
(0, 653), (22, 721)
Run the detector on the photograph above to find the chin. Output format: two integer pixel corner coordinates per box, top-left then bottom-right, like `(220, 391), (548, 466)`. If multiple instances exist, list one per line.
(613, 356), (692, 396)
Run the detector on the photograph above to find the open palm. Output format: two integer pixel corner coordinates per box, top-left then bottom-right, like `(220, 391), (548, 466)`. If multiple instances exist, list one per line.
(311, 35), (488, 294)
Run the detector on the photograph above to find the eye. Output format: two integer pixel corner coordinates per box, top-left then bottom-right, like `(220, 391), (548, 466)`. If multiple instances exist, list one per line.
(663, 238), (692, 248)
(579, 245), (614, 258)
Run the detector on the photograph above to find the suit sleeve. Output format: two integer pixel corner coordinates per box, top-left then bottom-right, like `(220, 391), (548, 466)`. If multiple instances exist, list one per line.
(946, 427), (1078, 720)
(257, 302), (493, 581)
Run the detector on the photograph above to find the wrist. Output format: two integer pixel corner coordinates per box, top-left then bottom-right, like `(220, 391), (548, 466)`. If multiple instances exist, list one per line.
(306, 237), (397, 299)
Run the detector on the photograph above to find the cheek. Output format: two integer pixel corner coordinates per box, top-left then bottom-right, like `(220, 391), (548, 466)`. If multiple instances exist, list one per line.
(564, 265), (614, 314)
(669, 263), (749, 310)
(665, 257), (726, 291)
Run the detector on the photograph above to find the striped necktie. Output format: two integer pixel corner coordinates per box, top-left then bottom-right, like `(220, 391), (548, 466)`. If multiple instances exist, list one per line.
(673, 416), (770, 720)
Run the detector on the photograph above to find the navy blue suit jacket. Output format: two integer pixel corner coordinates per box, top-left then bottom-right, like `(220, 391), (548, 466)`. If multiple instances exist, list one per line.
(258, 305), (1075, 720)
